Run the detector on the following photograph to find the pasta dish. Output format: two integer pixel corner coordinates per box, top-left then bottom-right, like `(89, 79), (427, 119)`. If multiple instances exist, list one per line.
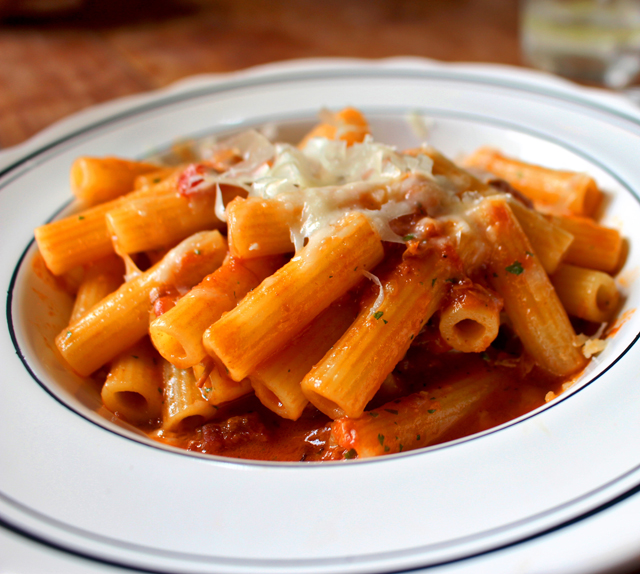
(33, 108), (623, 461)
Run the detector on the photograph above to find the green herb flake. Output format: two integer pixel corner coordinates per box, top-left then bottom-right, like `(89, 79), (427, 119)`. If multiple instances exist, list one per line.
(157, 387), (162, 393)
(430, 397), (436, 400)
(383, 319), (388, 324)
(403, 234), (416, 242)
(329, 275), (333, 278)
(492, 272), (499, 278)
(481, 351), (490, 361)
(377, 433), (385, 446)
(525, 251), (534, 257)
(416, 434), (421, 441)
(373, 311), (384, 320)
(384, 445), (390, 452)
(445, 277), (456, 283)
(204, 387), (212, 393)
(153, 177), (162, 183)
(428, 409), (436, 414)
(369, 412), (379, 418)
(131, 355), (139, 359)
(65, 331), (72, 339)
(399, 444), (404, 452)
(354, 266), (358, 271)
(505, 261), (524, 275)
(344, 449), (357, 459)
(384, 409), (399, 415)
(194, 249), (201, 255)
(431, 278), (437, 287)
(78, 215), (85, 220)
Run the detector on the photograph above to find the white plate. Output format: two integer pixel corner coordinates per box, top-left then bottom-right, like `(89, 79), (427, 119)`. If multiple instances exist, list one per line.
(2, 58), (640, 574)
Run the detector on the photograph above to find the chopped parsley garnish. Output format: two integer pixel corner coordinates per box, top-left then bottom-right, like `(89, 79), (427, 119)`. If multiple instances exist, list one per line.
(194, 249), (201, 255)
(157, 387), (162, 393)
(431, 278), (437, 287)
(369, 412), (379, 417)
(383, 319), (388, 324)
(384, 445), (390, 452)
(384, 409), (399, 415)
(65, 331), (72, 339)
(445, 277), (456, 283)
(377, 433), (385, 445)
(344, 449), (357, 459)
(204, 387), (212, 392)
(481, 351), (490, 361)
(416, 434), (421, 440)
(428, 409), (436, 414)
(373, 311), (384, 320)
(78, 215), (85, 220)
(399, 444), (404, 452)
(131, 355), (139, 359)
(403, 234), (416, 242)
(525, 251), (534, 257)
(153, 177), (162, 183)
(505, 261), (524, 275)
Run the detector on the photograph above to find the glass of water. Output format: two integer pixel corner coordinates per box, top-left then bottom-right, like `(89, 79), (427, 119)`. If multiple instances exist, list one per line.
(521, 0), (640, 88)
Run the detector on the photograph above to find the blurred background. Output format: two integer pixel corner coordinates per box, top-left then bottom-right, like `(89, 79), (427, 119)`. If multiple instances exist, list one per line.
(0, 0), (639, 149)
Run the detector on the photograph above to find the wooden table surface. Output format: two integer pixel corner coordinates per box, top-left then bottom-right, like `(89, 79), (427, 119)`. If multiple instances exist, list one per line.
(0, 0), (521, 149)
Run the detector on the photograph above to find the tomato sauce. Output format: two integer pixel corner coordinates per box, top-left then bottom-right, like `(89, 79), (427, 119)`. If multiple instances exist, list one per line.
(150, 332), (564, 462)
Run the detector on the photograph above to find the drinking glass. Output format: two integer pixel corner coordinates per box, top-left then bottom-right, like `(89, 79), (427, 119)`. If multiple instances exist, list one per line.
(521, 0), (640, 88)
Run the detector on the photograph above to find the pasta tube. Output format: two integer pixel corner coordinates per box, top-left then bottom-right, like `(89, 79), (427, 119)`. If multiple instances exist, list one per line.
(101, 338), (162, 425)
(331, 365), (501, 457)
(162, 362), (219, 432)
(464, 147), (602, 216)
(196, 363), (254, 406)
(226, 196), (298, 259)
(439, 282), (503, 353)
(301, 248), (451, 419)
(551, 214), (623, 273)
(35, 178), (178, 275)
(250, 300), (358, 421)
(56, 231), (227, 376)
(507, 199), (574, 275)
(472, 196), (587, 376)
(203, 211), (384, 381)
(419, 147), (492, 194)
(298, 107), (369, 148)
(150, 255), (283, 368)
(70, 255), (124, 323)
(71, 156), (159, 205)
(551, 264), (620, 323)
(106, 192), (223, 255)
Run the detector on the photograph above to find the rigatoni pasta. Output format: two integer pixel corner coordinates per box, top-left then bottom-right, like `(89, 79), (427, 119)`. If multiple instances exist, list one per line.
(33, 107), (624, 461)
